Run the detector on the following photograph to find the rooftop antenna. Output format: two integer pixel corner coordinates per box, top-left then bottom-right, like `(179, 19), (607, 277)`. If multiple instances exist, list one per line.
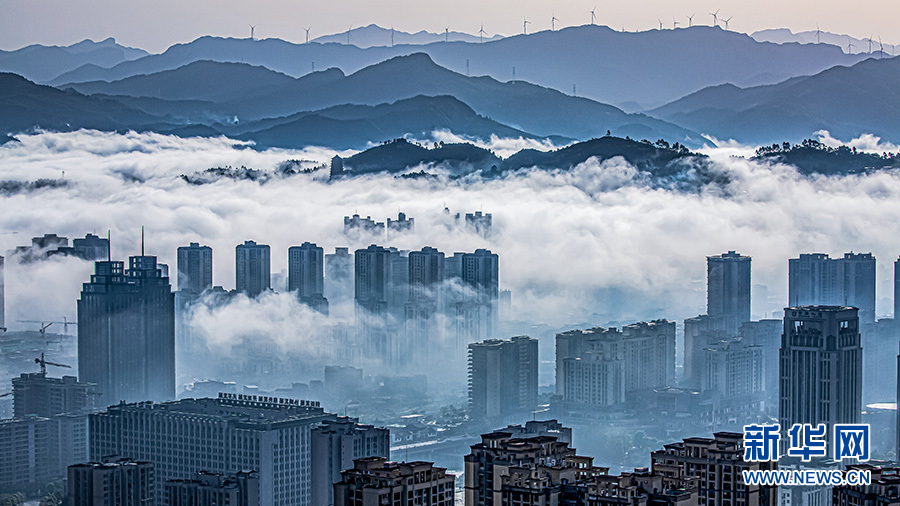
(815, 24), (821, 43)
(478, 24), (486, 43)
(249, 24), (256, 40)
(722, 16), (732, 31)
(444, 26), (450, 42)
(709, 9), (719, 27)
(687, 14), (694, 27)
(141, 225), (145, 256)
(590, 6), (596, 25)
(107, 229), (111, 261)
(304, 27), (311, 44)
(523, 17), (530, 35)
(551, 14), (559, 31)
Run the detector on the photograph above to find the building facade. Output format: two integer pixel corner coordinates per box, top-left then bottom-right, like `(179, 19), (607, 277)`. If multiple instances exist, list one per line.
(77, 255), (175, 406)
(468, 336), (538, 422)
(67, 457), (155, 506)
(236, 240), (271, 297)
(166, 471), (260, 506)
(310, 417), (391, 506)
(176, 242), (213, 294)
(334, 457), (455, 506)
(788, 253), (876, 323)
(707, 251), (751, 335)
(289, 242), (328, 313)
(89, 393), (334, 506)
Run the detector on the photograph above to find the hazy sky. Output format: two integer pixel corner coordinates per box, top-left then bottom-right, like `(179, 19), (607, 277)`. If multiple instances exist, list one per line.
(1, 0), (897, 53)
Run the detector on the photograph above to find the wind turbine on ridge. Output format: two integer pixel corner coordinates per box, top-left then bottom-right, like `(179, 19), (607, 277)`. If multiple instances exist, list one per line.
(709, 9), (719, 27)
(590, 6), (597, 25)
(304, 27), (311, 44)
(551, 14), (559, 31)
(523, 17), (530, 35)
(249, 24), (256, 40)
(722, 16), (732, 31)
(673, 19), (680, 29)
(444, 26), (450, 42)
(658, 18), (663, 30)
(815, 24), (821, 44)
(687, 14), (695, 27)
(478, 24), (486, 43)
(347, 25), (352, 45)
(866, 34), (874, 53)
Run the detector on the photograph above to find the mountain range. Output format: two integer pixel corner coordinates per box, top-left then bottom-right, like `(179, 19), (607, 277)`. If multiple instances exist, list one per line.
(0, 38), (148, 83)
(41, 25), (866, 109)
(311, 24), (504, 47)
(649, 55), (900, 143)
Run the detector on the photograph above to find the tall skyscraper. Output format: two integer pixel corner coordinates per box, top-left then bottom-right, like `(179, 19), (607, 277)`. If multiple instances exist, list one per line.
(288, 242), (328, 313)
(404, 247), (444, 365)
(90, 394), (333, 506)
(67, 457), (155, 506)
(310, 417), (390, 506)
(779, 306), (862, 432)
(467, 335), (538, 423)
(788, 253), (876, 322)
(355, 245), (392, 360)
(176, 242), (212, 294)
(325, 247), (353, 310)
(235, 240), (271, 297)
(455, 249), (500, 347)
(707, 251), (751, 335)
(78, 255), (175, 406)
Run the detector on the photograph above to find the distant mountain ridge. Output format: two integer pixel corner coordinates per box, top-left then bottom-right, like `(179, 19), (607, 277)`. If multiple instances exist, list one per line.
(59, 55), (698, 144)
(311, 24), (504, 47)
(0, 38), (148, 83)
(47, 25), (867, 108)
(649, 55), (900, 143)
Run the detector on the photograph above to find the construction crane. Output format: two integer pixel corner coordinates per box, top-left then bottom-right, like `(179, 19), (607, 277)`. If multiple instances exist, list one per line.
(34, 353), (71, 375)
(18, 317), (76, 335)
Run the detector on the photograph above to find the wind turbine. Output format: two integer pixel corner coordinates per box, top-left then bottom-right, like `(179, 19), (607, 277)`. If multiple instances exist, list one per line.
(391, 25), (394, 46)
(249, 24), (256, 40)
(444, 26), (450, 42)
(867, 34), (874, 53)
(478, 24), (486, 43)
(687, 14), (695, 27)
(347, 25), (352, 45)
(815, 24), (821, 43)
(879, 36), (884, 57)
(722, 16), (732, 31)
(304, 27), (311, 44)
(523, 17), (530, 35)
(658, 18), (663, 30)
(673, 19), (680, 29)
(709, 9), (719, 27)
(551, 14), (559, 31)
(590, 6), (597, 25)
(847, 40), (854, 53)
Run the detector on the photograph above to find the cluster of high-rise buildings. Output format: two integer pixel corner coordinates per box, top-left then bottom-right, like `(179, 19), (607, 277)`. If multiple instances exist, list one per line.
(6, 231), (900, 506)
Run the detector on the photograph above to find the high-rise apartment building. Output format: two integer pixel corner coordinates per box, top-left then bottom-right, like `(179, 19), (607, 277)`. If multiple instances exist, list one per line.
(707, 251), (751, 335)
(89, 393), (334, 506)
(288, 242), (328, 313)
(779, 306), (862, 431)
(235, 240), (271, 296)
(556, 321), (675, 405)
(404, 247), (445, 365)
(310, 417), (390, 506)
(467, 336), (538, 422)
(650, 432), (777, 506)
(176, 242), (213, 294)
(12, 372), (96, 418)
(78, 255), (175, 406)
(334, 458), (455, 506)
(67, 457), (155, 506)
(788, 253), (876, 322)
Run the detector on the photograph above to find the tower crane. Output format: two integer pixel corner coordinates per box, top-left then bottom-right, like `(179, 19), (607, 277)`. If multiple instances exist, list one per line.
(34, 353), (71, 376)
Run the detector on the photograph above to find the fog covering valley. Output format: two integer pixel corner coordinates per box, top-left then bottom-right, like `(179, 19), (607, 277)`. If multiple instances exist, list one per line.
(3, 129), (900, 397)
